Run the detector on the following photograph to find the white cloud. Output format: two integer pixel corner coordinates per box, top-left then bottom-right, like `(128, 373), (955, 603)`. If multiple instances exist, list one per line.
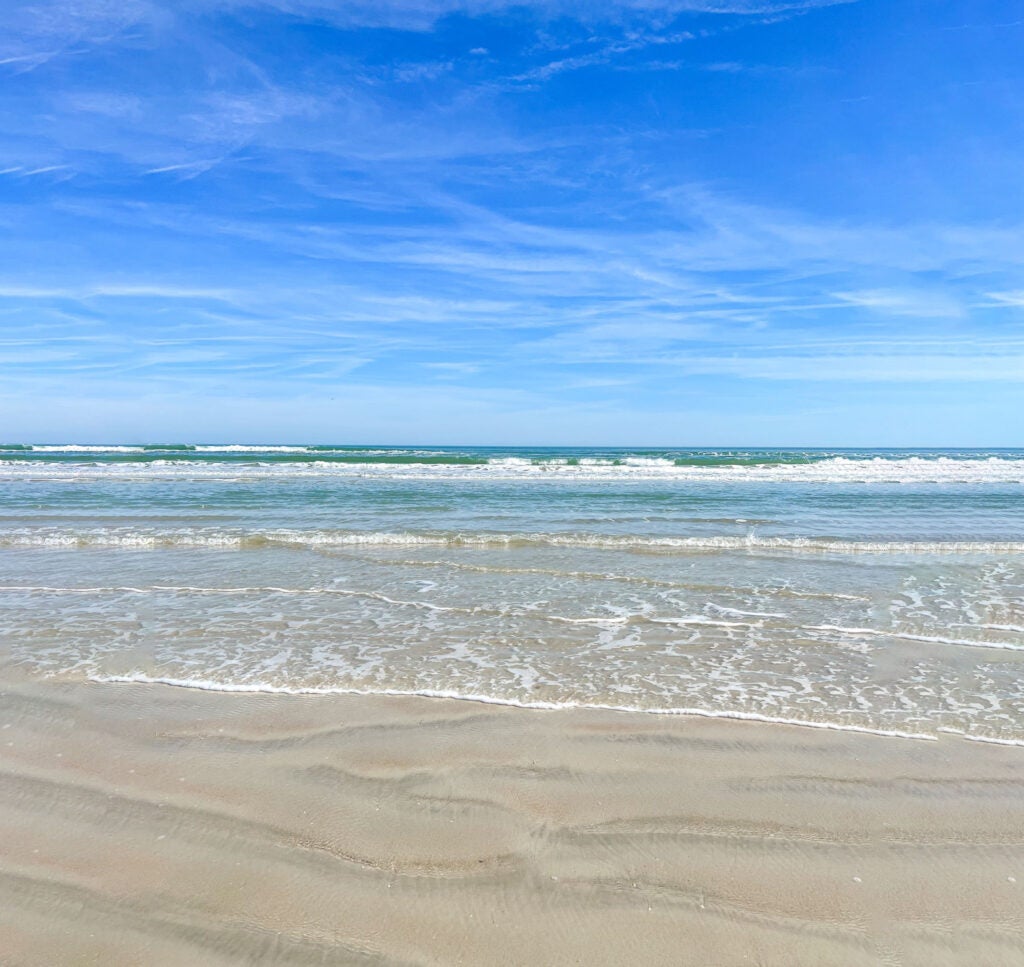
(665, 353), (1024, 381)
(832, 288), (965, 319)
(984, 291), (1024, 308)
(423, 361), (481, 374)
(183, 0), (856, 32)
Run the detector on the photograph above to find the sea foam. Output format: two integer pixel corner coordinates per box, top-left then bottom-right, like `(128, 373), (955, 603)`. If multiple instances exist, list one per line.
(2, 528), (1023, 554)
(1, 454), (1023, 483)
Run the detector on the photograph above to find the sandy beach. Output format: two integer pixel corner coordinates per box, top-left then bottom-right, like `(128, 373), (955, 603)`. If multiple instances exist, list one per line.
(1, 678), (1022, 965)
(6, 0), (1024, 956)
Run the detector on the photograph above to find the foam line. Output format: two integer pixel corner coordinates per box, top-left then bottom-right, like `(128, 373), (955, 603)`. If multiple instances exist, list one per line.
(90, 673), (939, 742)
(3, 530), (1024, 554)
(3, 454), (1024, 483)
(937, 728), (1024, 748)
(0, 584), (463, 612)
(809, 624), (1024, 651)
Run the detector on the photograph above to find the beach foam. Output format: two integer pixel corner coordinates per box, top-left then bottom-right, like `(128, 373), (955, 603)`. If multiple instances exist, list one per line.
(89, 672), (940, 741)
(2, 449), (1024, 482)
(4, 444), (1024, 749)
(2, 527), (1023, 554)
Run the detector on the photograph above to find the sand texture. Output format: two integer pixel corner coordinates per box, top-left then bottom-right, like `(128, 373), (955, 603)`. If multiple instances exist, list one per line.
(1, 679), (1023, 965)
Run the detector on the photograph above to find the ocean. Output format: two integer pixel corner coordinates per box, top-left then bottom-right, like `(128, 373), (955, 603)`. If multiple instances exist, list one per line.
(3, 444), (1024, 744)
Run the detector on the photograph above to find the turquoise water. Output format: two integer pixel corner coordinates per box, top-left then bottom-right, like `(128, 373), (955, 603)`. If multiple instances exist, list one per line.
(2, 445), (1024, 743)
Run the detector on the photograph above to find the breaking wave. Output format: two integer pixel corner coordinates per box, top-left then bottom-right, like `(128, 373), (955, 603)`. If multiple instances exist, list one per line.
(4, 527), (1024, 554)
(1, 455), (1024, 483)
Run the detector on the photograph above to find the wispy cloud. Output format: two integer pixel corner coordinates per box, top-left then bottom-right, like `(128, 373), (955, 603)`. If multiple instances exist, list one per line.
(832, 288), (966, 319)
(144, 158), (229, 178)
(4, 0), (1023, 443)
(984, 291), (1024, 308)
(0, 283), (238, 301)
(189, 0), (857, 31)
(0, 51), (62, 71)
(666, 353), (1024, 382)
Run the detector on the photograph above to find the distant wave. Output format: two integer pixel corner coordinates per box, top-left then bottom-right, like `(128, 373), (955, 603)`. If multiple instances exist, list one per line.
(1, 444), (450, 455)
(2, 454), (1024, 483)
(22, 445), (163, 453)
(3, 527), (1023, 554)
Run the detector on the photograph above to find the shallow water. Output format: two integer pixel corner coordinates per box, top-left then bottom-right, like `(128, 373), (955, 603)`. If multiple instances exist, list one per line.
(2, 445), (1024, 743)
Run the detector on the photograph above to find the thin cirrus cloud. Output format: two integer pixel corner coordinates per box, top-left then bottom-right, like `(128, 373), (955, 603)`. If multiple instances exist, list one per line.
(1, 0), (1023, 443)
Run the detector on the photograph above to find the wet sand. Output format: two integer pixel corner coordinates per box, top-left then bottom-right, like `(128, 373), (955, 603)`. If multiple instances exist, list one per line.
(1, 679), (1023, 965)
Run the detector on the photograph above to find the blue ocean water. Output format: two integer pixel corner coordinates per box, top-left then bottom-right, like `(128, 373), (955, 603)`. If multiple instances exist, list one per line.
(2, 445), (1023, 743)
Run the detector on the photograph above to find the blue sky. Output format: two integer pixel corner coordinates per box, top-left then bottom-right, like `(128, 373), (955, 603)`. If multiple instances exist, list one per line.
(2, 0), (1024, 444)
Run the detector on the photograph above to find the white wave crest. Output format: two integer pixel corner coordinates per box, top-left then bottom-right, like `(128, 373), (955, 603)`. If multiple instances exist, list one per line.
(2, 454), (1024, 483)
(3, 528), (1024, 554)
(192, 445), (312, 453)
(28, 445), (149, 453)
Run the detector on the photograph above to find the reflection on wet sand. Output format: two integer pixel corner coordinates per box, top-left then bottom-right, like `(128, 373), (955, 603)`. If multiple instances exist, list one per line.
(2, 679), (1023, 966)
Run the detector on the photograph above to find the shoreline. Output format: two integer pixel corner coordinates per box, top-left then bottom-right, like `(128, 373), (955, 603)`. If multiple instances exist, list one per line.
(3, 679), (1023, 964)
(90, 674), (943, 742)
